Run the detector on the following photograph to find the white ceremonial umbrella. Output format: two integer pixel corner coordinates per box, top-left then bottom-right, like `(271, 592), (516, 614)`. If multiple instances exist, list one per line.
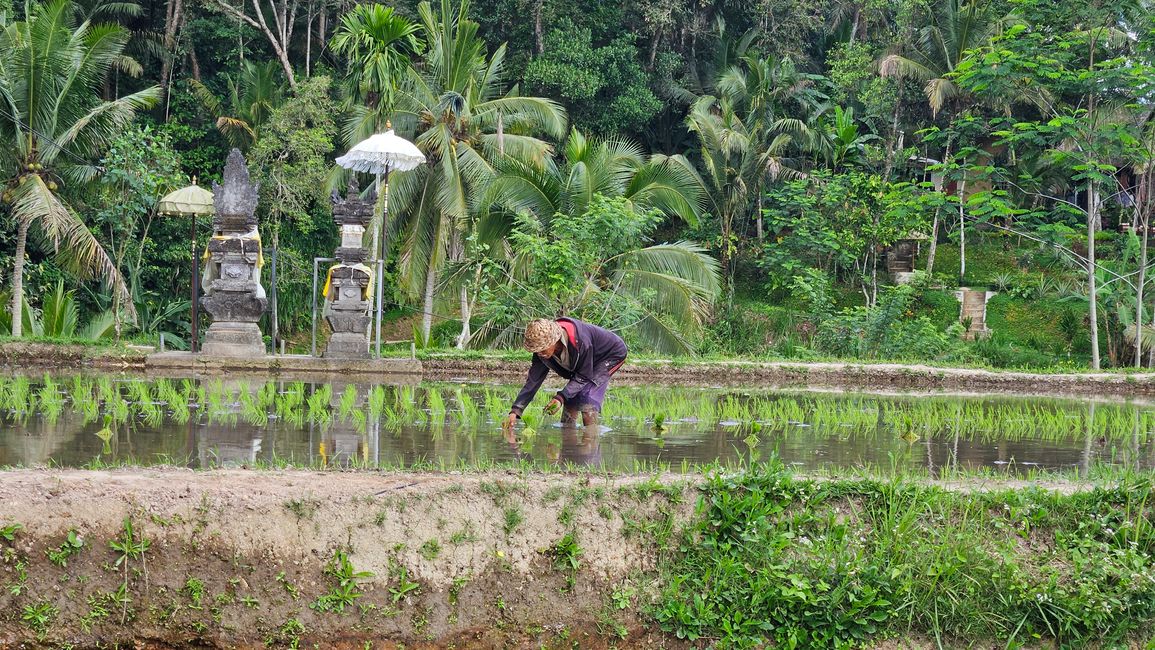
(335, 126), (426, 262)
(334, 125), (426, 358)
(158, 179), (215, 353)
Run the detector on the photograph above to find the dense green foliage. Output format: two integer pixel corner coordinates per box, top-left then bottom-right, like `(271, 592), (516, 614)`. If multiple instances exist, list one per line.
(1, 0), (1154, 368)
(656, 462), (1155, 647)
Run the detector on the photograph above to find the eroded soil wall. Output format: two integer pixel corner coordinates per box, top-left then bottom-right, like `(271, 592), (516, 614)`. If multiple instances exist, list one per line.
(0, 469), (691, 649)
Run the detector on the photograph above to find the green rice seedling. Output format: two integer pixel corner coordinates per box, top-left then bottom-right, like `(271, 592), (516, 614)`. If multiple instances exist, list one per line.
(5, 376), (34, 418)
(381, 405), (402, 430)
(239, 388), (268, 426)
(396, 386), (418, 421)
(483, 389), (507, 423)
(257, 381), (277, 409)
(338, 385), (359, 422)
(350, 408), (368, 434)
(95, 415), (116, 454)
(37, 375), (64, 422)
(426, 387), (446, 420)
(368, 386), (386, 419)
(276, 382), (305, 420)
(520, 408), (542, 438)
(307, 384), (332, 424)
(455, 389), (479, 426)
(154, 380), (191, 424)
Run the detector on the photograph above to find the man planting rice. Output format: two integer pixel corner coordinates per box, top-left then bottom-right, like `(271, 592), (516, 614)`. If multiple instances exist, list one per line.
(503, 318), (628, 430)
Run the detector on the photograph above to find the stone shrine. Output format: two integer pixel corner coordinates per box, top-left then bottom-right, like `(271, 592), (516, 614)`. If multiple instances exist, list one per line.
(323, 180), (375, 358)
(200, 149), (268, 357)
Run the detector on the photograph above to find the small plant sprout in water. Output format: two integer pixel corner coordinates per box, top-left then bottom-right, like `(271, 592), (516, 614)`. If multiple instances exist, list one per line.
(95, 415), (115, 455)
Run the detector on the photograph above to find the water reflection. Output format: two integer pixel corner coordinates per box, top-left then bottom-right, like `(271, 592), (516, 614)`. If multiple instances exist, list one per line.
(0, 373), (1152, 475)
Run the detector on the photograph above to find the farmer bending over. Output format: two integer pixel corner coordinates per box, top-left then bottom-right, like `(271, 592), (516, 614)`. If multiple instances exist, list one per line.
(503, 318), (628, 429)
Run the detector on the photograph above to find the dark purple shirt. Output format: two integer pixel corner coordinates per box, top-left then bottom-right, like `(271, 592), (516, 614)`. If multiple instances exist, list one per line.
(510, 317), (628, 415)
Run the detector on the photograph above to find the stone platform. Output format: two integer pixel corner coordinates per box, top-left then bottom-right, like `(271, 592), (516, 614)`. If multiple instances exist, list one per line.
(147, 352), (422, 377)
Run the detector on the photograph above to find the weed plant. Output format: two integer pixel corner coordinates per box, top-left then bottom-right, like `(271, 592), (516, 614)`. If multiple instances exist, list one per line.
(654, 460), (1155, 648)
(311, 549), (372, 613)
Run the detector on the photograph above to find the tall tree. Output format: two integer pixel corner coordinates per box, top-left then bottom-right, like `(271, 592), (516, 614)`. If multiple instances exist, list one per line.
(209, 0), (302, 87)
(684, 54), (815, 291)
(0, 0), (157, 336)
(389, 0), (566, 344)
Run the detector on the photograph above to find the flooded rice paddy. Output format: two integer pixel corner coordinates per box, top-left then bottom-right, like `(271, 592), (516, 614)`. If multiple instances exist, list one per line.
(0, 373), (1153, 474)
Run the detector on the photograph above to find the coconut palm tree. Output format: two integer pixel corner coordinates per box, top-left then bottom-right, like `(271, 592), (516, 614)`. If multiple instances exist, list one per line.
(877, 0), (997, 117)
(388, 0), (566, 344)
(685, 55), (813, 290)
(447, 129), (714, 351)
(0, 0), (157, 336)
(480, 129), (703, 229)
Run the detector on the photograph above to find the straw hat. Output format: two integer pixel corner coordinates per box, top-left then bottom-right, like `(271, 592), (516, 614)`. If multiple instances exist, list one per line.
(523, 319), (563, 353)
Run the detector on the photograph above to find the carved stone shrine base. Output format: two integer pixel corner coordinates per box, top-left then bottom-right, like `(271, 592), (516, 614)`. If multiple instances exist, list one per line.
(201, 322), (265, 357)
(324, 332), (371, 359)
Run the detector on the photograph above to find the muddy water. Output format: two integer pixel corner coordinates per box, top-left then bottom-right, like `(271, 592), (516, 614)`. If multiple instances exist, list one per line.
(0, 374), (1152, 474)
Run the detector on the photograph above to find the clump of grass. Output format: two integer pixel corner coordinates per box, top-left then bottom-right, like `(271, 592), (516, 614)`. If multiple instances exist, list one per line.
(547, 533), (582, 591)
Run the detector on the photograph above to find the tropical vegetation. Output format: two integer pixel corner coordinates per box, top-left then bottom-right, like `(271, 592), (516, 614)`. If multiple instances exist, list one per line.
(0, 0), (1152, 370)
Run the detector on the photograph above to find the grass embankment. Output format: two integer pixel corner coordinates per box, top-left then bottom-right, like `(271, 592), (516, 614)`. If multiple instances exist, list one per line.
(1, 465), (1153, 648)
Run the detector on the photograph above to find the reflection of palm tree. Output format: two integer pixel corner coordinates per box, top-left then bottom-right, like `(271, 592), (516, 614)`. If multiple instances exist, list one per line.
(877, 0), (997, 116)
(389, 0), (566, 343)
(1, 0), (157, 336)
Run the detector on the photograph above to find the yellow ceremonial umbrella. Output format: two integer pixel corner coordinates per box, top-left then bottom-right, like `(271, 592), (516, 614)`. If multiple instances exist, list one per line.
(158, 179), (214, 353)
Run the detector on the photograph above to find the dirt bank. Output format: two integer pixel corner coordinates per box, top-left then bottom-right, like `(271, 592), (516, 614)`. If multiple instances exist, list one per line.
(0, 469), (693, 649)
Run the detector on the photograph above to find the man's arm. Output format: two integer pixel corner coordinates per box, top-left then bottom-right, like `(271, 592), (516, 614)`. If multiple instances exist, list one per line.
(510, 356), (550, 416)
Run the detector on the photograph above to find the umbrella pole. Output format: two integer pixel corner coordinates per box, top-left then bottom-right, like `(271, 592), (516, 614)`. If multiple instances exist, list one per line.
(190, 214), (199, 354)
(376, 166), (390, 358)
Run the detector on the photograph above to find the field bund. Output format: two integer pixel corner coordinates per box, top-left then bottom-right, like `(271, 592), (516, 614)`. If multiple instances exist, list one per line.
(1, 468), (1154, 648)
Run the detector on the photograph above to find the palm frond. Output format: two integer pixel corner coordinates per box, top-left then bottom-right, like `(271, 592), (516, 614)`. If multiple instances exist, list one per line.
(13, 175), (136, 322)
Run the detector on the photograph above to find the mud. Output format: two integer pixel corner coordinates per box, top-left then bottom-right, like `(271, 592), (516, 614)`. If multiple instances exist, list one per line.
(0, 469), (693, 649)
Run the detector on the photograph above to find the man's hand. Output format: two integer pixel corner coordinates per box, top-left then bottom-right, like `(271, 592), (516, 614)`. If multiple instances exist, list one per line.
(502, 412), (518, 433)
(544, 397), (563, 416)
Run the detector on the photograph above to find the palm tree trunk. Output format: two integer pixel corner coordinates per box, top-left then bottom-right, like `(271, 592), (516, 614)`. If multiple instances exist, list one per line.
(160, 0), (184, 120)
(456, 285), (471, 349)
(957, 173), (967, 283)
(421, 265), (436, 345)
(10, 219), (29, 338)
(756, 193), (763, 242)
(925, 138), (951, 276)
(1135, 176), (1148, 368)
(1088, 180), (1101, 370)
